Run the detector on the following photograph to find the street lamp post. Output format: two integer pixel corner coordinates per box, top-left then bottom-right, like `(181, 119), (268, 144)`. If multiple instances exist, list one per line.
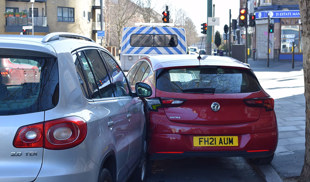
(30, 0), (34, 35)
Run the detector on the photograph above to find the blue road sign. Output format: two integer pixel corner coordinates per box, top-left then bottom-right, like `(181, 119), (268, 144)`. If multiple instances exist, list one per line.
(97, 30), (105, 38)
(255, 10), (300, 19)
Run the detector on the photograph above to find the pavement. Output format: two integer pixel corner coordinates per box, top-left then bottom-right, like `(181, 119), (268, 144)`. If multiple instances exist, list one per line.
(246, 58), (305, 182)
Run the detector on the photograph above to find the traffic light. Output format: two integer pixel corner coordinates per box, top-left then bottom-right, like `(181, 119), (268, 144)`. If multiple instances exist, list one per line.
(239, 8), (247, 27)
(162, 11), (169, 23)
(224, 24), (228, 34)
(268, 24), (274, 33)
(22, 29), (27, 35)
(249, 13), (256, 27)
(201, 23), (207, 34)
(232, 19), (237, 30)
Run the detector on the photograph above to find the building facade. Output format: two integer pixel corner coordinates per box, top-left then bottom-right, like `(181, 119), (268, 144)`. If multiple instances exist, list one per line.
(253, 0), (301, 60)
(1, 0), (103, 43)
(239, 0), (301, 61)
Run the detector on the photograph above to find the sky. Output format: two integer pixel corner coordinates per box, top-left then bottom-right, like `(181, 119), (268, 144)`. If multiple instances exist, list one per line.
(153, 0), (240, 35)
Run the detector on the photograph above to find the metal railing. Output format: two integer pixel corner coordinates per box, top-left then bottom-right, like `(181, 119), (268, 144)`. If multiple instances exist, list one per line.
(6, 17), (47, 27)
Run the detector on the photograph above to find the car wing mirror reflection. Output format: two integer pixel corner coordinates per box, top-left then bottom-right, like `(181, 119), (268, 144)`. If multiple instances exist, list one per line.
(135, 82), (152, 98)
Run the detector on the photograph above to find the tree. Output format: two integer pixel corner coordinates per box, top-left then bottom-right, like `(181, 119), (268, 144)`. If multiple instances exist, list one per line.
(299, 0), (310, 181)
(214, 31), (221, 49)
(138, 0), (153, 23)
(174, 8), (199, 47)
(106, 0), (142, 47)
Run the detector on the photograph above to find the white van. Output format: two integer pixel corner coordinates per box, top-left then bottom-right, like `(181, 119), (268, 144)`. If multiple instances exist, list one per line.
(120, 24), (187, 70)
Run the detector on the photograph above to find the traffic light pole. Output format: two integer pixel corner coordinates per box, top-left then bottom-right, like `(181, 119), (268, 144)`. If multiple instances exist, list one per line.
(229, 9), (231, 57)
(267, 15), (270, 67)
(245, 2), (248, 63)
(206, 0), (213, 55)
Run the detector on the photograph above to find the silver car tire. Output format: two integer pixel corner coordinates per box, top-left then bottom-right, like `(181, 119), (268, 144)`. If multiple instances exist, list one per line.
(98, 168), (113, 182)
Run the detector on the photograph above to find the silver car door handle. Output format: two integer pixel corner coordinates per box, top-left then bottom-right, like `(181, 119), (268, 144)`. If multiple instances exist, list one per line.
(107, 120), (114, 127)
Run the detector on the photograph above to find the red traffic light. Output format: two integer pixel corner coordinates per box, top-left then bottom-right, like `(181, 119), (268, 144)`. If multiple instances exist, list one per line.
(249, 13), (256, 27)
(22, 29), (27, 35)
(162, 10), (169, 23)
(201, 23), (207, 34)
(240, 8), (246, 15)
(203, 23), (207, 30)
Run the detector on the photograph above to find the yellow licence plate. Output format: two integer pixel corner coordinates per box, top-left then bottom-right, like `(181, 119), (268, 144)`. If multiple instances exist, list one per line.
(193, 136), (238, 147)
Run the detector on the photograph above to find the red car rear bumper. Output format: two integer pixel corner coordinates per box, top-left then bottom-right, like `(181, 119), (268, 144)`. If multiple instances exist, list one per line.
(147, 111), (278, 159)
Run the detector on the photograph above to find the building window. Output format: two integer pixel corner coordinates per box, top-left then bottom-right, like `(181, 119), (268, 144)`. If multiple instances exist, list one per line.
(260, 0), (272, 5)
(57, 7), (74, 22)
(29, 8), (39, 17)
(280, 19), (302, 54)
(6, 7), (19, 13)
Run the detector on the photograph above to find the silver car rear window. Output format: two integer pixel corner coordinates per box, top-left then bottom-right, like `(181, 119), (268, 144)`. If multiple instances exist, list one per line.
(156, 67), (261, 94)
(0, 57), (58, 115)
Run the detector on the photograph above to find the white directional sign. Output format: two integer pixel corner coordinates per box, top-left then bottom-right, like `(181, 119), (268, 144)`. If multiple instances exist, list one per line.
(22, 26), (32, 30)
(208, 17), (220, 26)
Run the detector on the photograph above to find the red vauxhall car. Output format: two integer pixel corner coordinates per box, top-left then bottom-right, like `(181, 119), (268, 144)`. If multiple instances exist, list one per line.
(127, 55), (278, 164)
(0, 58), (40, 85)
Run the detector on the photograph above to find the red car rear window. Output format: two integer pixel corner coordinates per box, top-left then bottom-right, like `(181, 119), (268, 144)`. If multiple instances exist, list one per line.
(156, 67), (261, 94)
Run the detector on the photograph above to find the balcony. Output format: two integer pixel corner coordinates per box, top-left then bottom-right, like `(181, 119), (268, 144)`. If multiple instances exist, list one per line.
(7, 0), (47, 2)
(6, 16), (47, 26)
(5, 16), (49, 33)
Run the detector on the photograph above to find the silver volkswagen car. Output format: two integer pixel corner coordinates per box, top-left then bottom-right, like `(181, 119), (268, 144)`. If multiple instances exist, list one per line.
(0, 33), (151, 182)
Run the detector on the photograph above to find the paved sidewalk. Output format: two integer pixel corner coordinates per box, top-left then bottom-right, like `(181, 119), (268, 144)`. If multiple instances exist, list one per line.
(247, 58), (305, 182)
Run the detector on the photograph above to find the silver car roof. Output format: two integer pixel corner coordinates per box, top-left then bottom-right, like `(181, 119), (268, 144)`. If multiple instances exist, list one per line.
(0, 33), (101, 57)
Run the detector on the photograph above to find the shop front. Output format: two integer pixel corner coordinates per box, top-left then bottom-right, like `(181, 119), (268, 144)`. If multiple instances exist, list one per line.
(255, 10), (302, 61)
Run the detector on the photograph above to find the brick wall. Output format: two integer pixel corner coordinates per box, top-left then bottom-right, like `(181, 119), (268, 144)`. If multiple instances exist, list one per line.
(0, 1), (5, 34)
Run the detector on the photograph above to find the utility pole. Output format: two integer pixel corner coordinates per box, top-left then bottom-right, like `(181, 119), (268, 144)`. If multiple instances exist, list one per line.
(30, 0), (34, 35)
(100, 0), (104, 46)
(229, 9), (231, 57)
(206, 0), (213, 55)
(245, 1), (248, 63)
(292, 41), (295, 69)
(267, 15), (270, 67)
(211, 3), (215, 52)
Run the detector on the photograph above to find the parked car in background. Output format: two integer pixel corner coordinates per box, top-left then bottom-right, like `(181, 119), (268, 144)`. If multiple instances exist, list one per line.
(127, 54), (278, 165)
(0, 33), (152, 182)
(187, 46), (199, 55)
(198, 49), (207, 55)
(0, 58), (40, 85)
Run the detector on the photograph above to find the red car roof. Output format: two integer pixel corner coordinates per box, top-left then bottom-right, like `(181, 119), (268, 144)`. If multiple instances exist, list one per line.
(142, 55), (250, 71)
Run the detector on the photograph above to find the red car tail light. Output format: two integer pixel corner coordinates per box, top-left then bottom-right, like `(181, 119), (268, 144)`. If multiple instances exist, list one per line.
(161, 98), (185, 107)
(1, 69), (10, 76)
(145, 98), (185, 111)
(14, 117), (87, 150)
(244, 97), (274, 111)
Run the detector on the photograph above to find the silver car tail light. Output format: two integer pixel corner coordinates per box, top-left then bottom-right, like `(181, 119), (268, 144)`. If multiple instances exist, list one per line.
(14, 123), (44, 148)
(14, 117), (87, 150)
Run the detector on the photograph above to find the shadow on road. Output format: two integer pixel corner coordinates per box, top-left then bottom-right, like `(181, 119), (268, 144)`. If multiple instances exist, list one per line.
(148, 157), (264, 182)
